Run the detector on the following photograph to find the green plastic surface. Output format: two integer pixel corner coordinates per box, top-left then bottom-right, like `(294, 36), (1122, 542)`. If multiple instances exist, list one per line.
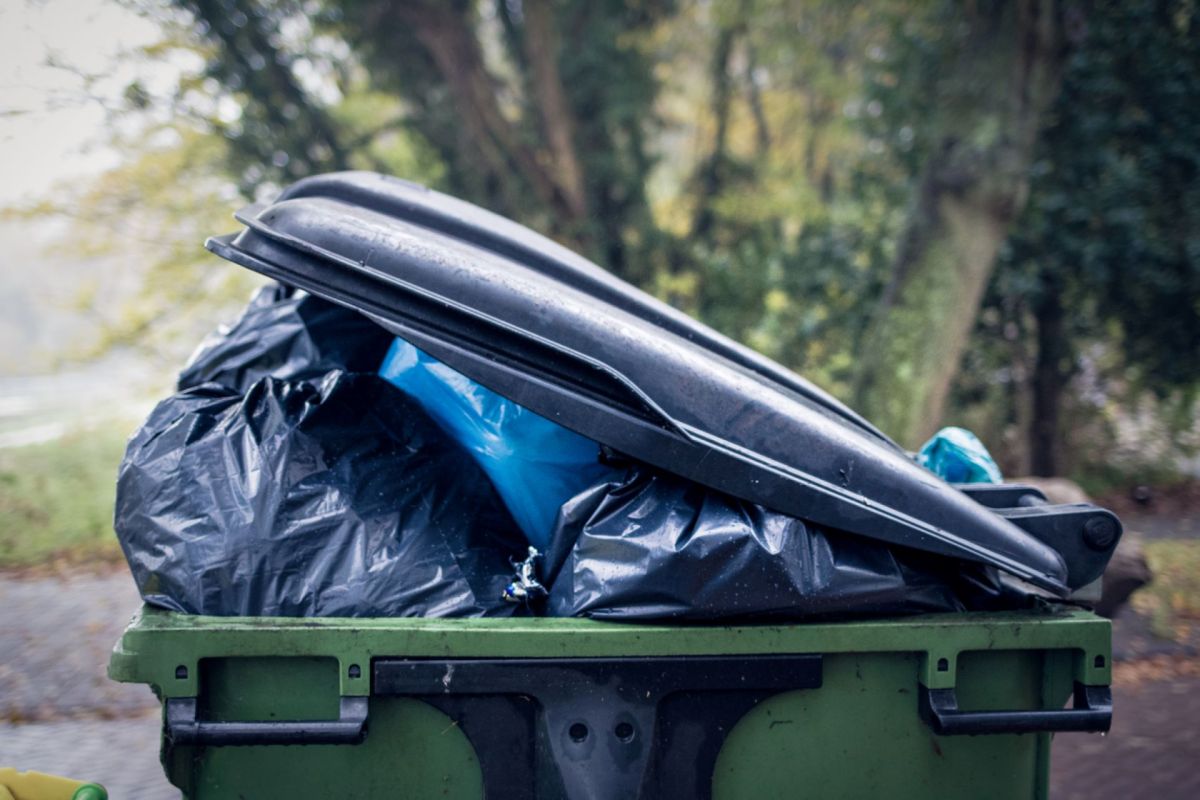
(109, 606), (1110, 799)
(179, 657), (481, 799)
(70, 786), (108, 800)
(714, 650), (1065, 799)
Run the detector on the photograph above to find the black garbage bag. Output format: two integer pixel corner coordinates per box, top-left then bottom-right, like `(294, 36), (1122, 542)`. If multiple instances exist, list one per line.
(178, 283), (393, 393)
(115, 370), (528, 617)
(546, 465), (1021, 621)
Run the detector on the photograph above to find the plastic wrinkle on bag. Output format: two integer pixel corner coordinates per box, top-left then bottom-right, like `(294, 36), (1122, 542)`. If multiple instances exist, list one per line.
(117, 281), (1030, 622)
(179, 283), (394, 394)
(119, 286), (537, 616)
(545, 465), (1017, 621)
(116, 372), (527, 617)
(379, 338), (618, 551)
(919, 426), (1002, 484)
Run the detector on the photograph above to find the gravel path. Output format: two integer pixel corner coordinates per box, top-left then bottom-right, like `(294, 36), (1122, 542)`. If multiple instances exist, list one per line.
(1, 571), (156, 721)
(0, 570), (176, 797)
(0, 716), (176, 800)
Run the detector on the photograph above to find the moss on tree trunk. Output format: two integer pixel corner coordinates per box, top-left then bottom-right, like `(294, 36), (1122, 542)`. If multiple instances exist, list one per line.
(854, 0), (1065, 447)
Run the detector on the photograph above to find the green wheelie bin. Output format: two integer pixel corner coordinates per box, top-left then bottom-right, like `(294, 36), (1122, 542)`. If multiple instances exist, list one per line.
(108, 173), (1119, 798)
(108, 607), (1111, 798)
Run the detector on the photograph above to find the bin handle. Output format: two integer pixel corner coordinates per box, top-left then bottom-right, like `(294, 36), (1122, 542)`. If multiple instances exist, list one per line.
(165, 697), (368, 746)
(918, 682), (1111, 735)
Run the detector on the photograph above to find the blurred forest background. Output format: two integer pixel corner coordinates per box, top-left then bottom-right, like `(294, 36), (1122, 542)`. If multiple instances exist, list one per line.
(1, 0), (1198, 566)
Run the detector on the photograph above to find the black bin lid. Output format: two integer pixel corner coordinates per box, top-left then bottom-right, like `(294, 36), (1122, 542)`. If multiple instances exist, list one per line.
(207, 171), (1073, 594)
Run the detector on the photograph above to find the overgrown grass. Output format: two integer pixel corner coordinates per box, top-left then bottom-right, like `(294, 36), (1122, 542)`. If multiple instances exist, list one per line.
(1131, 539), (1200, 640)
(0, 426), (131, 568)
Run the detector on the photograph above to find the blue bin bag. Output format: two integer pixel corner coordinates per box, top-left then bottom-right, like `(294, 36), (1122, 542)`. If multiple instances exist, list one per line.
(918, 426), (1002, 484)
(379, 338), (618, 550)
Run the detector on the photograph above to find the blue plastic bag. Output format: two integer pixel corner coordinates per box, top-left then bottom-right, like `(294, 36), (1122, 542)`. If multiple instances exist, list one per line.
(918, 426), (1002, 484)
(379, 338), (617, 550)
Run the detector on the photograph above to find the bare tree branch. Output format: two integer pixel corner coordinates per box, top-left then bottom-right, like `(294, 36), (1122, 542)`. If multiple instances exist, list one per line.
(387, 1), (572, 223)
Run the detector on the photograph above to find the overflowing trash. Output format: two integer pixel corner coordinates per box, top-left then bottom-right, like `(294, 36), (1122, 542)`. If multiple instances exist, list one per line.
(113, 171), (1125, 619)
(115, 290), (1021, 619)
(116, 289), (527, 617)
(378, 337), (617, 551)
(543, 462), (1025, 620)
(178, 282), (393, 393)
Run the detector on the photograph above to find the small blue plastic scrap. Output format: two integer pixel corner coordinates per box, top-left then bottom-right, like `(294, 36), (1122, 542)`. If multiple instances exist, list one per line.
(918, 426), (1002, 484)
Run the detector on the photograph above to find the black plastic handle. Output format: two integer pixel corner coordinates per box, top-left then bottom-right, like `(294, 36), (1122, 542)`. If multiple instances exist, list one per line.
(166, 696), (369, 746)
(919, 682), (1111, 735)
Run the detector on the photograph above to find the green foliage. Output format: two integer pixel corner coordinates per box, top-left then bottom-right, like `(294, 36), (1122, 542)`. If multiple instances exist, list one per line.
(853, 0), (1075, 446)
(7, 125), (260, 357)
(80, 0), (922, 385)
(1010, 0), (1200, 392)
(15, 0), (1199, 486)
(174, 0), (352, 188)
(0, 427), (129, 567)
(651, 0), (910, 387)
(169, 0), (916, 347)
(958, 0), (1200, 472)
(172, 0), (677, 281)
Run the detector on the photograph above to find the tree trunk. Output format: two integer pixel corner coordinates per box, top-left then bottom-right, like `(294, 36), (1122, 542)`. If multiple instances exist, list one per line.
(853, 0), (1065, 447)
(522, 0), (589, 221)
(691, 23), (741, 240)
(184, 0), (349, 178)
(388, 2), (573, 228)
(1030, 271), (1065, 475)
(743, 42), (771, 156)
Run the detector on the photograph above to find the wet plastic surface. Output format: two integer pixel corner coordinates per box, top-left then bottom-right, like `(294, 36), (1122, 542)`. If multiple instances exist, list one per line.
(207, 171), (1081, 593)
(179, 283), (392, 393)
(545, 465), (1019, 620)
(920, 426), (1003, 484)
(115, 291), (526, 618)
(379, 338), (617, 550)
(275, 172), (894, 447)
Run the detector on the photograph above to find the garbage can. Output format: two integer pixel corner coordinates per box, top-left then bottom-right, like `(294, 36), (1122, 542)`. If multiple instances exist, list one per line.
(108, 172), (1119, 799)
(109, 606), (1110, 799)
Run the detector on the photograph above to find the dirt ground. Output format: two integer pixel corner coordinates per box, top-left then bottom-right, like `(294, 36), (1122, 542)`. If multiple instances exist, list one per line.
(1049, 606), (1200, 799)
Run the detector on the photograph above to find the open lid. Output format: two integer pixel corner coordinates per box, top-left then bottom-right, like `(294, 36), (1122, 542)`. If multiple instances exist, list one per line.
(274, 172), (896, 448)
(206, 172), (1119, 596)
